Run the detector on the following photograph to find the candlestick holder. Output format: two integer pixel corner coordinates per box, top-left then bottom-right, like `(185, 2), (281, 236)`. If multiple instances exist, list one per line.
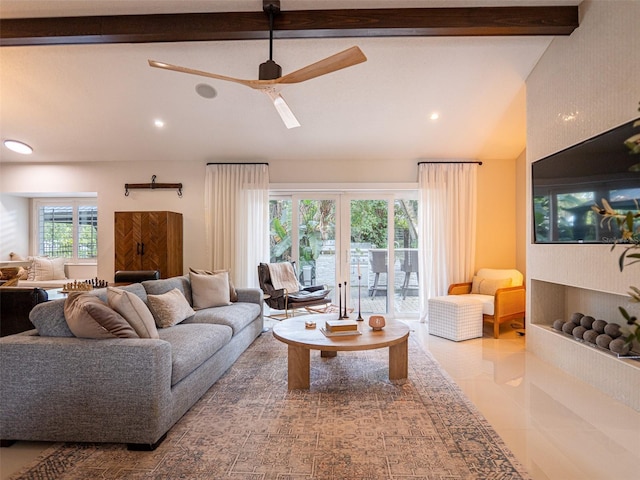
(356, 274), (364, 321)
(338, 283), (343, 318)
(341, 281), (349, 319)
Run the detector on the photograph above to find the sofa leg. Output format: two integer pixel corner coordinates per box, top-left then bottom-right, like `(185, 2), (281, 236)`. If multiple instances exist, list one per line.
(127, 433), (166, 451)
(0, 440), (17, 447)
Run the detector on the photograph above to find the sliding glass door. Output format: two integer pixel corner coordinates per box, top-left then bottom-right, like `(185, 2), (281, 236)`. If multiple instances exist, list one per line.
(269, 191), (419, 318)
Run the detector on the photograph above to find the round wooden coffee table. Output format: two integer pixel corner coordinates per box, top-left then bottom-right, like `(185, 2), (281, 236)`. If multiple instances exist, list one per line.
(272, 314), (410, 390)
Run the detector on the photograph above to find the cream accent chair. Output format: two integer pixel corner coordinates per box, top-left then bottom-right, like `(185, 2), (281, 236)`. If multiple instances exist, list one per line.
(447, 268), (525, 339)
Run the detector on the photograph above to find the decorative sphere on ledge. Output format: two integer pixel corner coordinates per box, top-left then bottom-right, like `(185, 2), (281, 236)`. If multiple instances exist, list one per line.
(604, 323), (622, 338)
(572, 326), (587, 340)
(595, 334), (613, 349)
(580, 316), (595, 329)
(592, 319), (607, 334)
(609, 338), (631, 355)
(583, 330), (599, 344)
(570, 312), (584, 324)
(552, 319), (565, 331)
(562, 322), (578, 335)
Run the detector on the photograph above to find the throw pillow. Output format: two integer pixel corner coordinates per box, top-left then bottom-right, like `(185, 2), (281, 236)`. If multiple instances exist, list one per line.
(189, 267), (238, 302)
(107, 286), (159, 339)
(189, 271), (232, 309)
(31, 256), (67, 281)
(64, 292), (138, 339)
(147, 288), (196, 328)
(471, 276), (512, 296)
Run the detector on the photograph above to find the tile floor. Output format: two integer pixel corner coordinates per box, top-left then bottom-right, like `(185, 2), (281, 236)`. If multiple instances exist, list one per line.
(1, 320), (639, 480)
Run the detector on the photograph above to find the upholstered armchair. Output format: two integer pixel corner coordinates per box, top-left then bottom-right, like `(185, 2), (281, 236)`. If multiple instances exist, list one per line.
(257, 262), (331, 318)
(447, 268), (525, 338)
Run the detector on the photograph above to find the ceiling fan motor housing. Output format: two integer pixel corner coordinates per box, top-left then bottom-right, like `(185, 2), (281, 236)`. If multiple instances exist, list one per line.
(259, 59), (282, 80)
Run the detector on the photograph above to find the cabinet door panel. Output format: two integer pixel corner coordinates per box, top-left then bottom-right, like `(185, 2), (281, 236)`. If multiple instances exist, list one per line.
(114, 212), (143, 271)
(140, 212), (168, 275)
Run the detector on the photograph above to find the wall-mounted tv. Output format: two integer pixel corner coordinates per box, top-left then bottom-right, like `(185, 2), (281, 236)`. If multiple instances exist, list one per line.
(532, 118), (640, 243)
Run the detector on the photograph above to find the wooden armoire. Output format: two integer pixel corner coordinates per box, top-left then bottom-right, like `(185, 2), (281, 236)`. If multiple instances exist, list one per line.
(114, 211), (183, 279)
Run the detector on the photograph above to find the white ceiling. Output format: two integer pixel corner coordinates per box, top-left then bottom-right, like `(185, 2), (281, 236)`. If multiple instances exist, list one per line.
(0, 0), (580, 164)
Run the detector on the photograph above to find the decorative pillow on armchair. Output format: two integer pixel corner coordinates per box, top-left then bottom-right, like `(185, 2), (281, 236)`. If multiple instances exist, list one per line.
(471, 276), (512, 296)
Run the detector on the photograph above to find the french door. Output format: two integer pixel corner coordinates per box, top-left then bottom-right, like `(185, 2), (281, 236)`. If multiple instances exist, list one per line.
(269, 191), (419, 318)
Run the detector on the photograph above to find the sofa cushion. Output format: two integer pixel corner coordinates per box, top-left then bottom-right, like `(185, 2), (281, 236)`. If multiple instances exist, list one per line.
(107, 287), (159, 339)
(189, 267), (238, 302)
(64, 293), (138, 339)
(147, 288), (195, 328)
(186, 302), (261, 335)
(158, 323), (233, 385)
(143, 275), (192, 305)
(189, 271), (232, 309)
(457, 294), (495, 315)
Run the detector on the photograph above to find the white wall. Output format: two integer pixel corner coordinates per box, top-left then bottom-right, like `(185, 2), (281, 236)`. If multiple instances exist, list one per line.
(0, 194), (29, 259)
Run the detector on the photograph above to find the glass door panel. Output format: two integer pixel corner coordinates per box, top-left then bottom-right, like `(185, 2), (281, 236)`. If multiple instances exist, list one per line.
(348, 198), (390, 315)
(393, 199), (420, 314)
(297, 198), (337, 303)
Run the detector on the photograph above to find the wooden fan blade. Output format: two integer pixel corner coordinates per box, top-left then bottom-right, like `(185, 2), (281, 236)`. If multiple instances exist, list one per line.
(276, 46), (367, 85)
(148, 59), (270, 89)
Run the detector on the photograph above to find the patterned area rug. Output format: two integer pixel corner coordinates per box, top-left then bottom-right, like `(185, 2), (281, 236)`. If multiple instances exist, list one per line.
(11, 328), (530, 479)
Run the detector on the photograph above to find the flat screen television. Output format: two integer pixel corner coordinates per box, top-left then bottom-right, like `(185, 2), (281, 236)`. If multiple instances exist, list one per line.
(532, 118), (640, 243)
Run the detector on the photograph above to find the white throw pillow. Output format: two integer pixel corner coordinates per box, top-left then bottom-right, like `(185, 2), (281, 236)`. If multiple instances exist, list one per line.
(31, 256), (67, 281)
(147, 288), (196, 328)
(107, 287), (159, 339)
(189, 271), (232, 309)
(471, 276), (512, 296)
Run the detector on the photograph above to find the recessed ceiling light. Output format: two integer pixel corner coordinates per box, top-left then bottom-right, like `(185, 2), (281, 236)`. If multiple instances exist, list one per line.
(430, 112), (440, 121)
(3, 139), (33, 154)
(195, 83), (217, 99)
(154, 119), (165, 128)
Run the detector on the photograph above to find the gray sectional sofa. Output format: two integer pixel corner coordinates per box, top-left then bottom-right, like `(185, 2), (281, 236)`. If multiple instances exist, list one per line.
(0, 275), (263, 450)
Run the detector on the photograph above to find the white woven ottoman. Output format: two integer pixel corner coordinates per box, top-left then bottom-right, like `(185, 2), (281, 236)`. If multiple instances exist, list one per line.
(428, 296), (483, 341)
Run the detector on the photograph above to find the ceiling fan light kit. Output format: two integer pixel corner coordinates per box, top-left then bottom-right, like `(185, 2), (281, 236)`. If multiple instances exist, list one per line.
(148, 0), (366, 129)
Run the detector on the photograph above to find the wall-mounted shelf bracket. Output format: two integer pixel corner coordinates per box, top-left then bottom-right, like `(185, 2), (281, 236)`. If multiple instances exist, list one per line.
(125, 175), (183, 197)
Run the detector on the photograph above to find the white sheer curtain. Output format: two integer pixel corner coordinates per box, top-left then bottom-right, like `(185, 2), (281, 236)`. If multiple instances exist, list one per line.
(204, 164), (269, 289)
(418, 162), (478, 322)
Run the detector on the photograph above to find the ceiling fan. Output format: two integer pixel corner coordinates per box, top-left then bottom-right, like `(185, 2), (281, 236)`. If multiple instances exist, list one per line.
(148, 0), (367, 129)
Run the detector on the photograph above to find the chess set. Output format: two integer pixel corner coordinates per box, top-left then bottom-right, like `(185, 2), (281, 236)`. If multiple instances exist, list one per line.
(61, 278), (109, 293)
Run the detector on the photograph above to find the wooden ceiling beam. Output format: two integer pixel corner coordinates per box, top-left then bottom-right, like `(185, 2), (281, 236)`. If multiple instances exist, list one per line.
(0, 6), (578, 47)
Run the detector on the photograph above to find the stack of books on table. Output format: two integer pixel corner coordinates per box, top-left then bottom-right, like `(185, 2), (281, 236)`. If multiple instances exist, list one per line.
(321, 319), (361, 337)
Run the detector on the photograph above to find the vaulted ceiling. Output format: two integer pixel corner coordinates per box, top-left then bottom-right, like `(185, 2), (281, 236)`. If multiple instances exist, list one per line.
(0, 0), (580, 164)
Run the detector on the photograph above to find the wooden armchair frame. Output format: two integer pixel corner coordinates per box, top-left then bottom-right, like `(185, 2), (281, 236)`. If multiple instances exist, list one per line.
(448, 270), (526, 338)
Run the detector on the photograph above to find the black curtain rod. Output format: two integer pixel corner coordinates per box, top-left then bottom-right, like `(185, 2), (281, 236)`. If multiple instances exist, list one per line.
(418, 161), (483, 166)
(206, 162), (269, 165)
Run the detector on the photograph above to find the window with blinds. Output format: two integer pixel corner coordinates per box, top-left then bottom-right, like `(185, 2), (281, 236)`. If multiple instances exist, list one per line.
(35, 200), (97, 262)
